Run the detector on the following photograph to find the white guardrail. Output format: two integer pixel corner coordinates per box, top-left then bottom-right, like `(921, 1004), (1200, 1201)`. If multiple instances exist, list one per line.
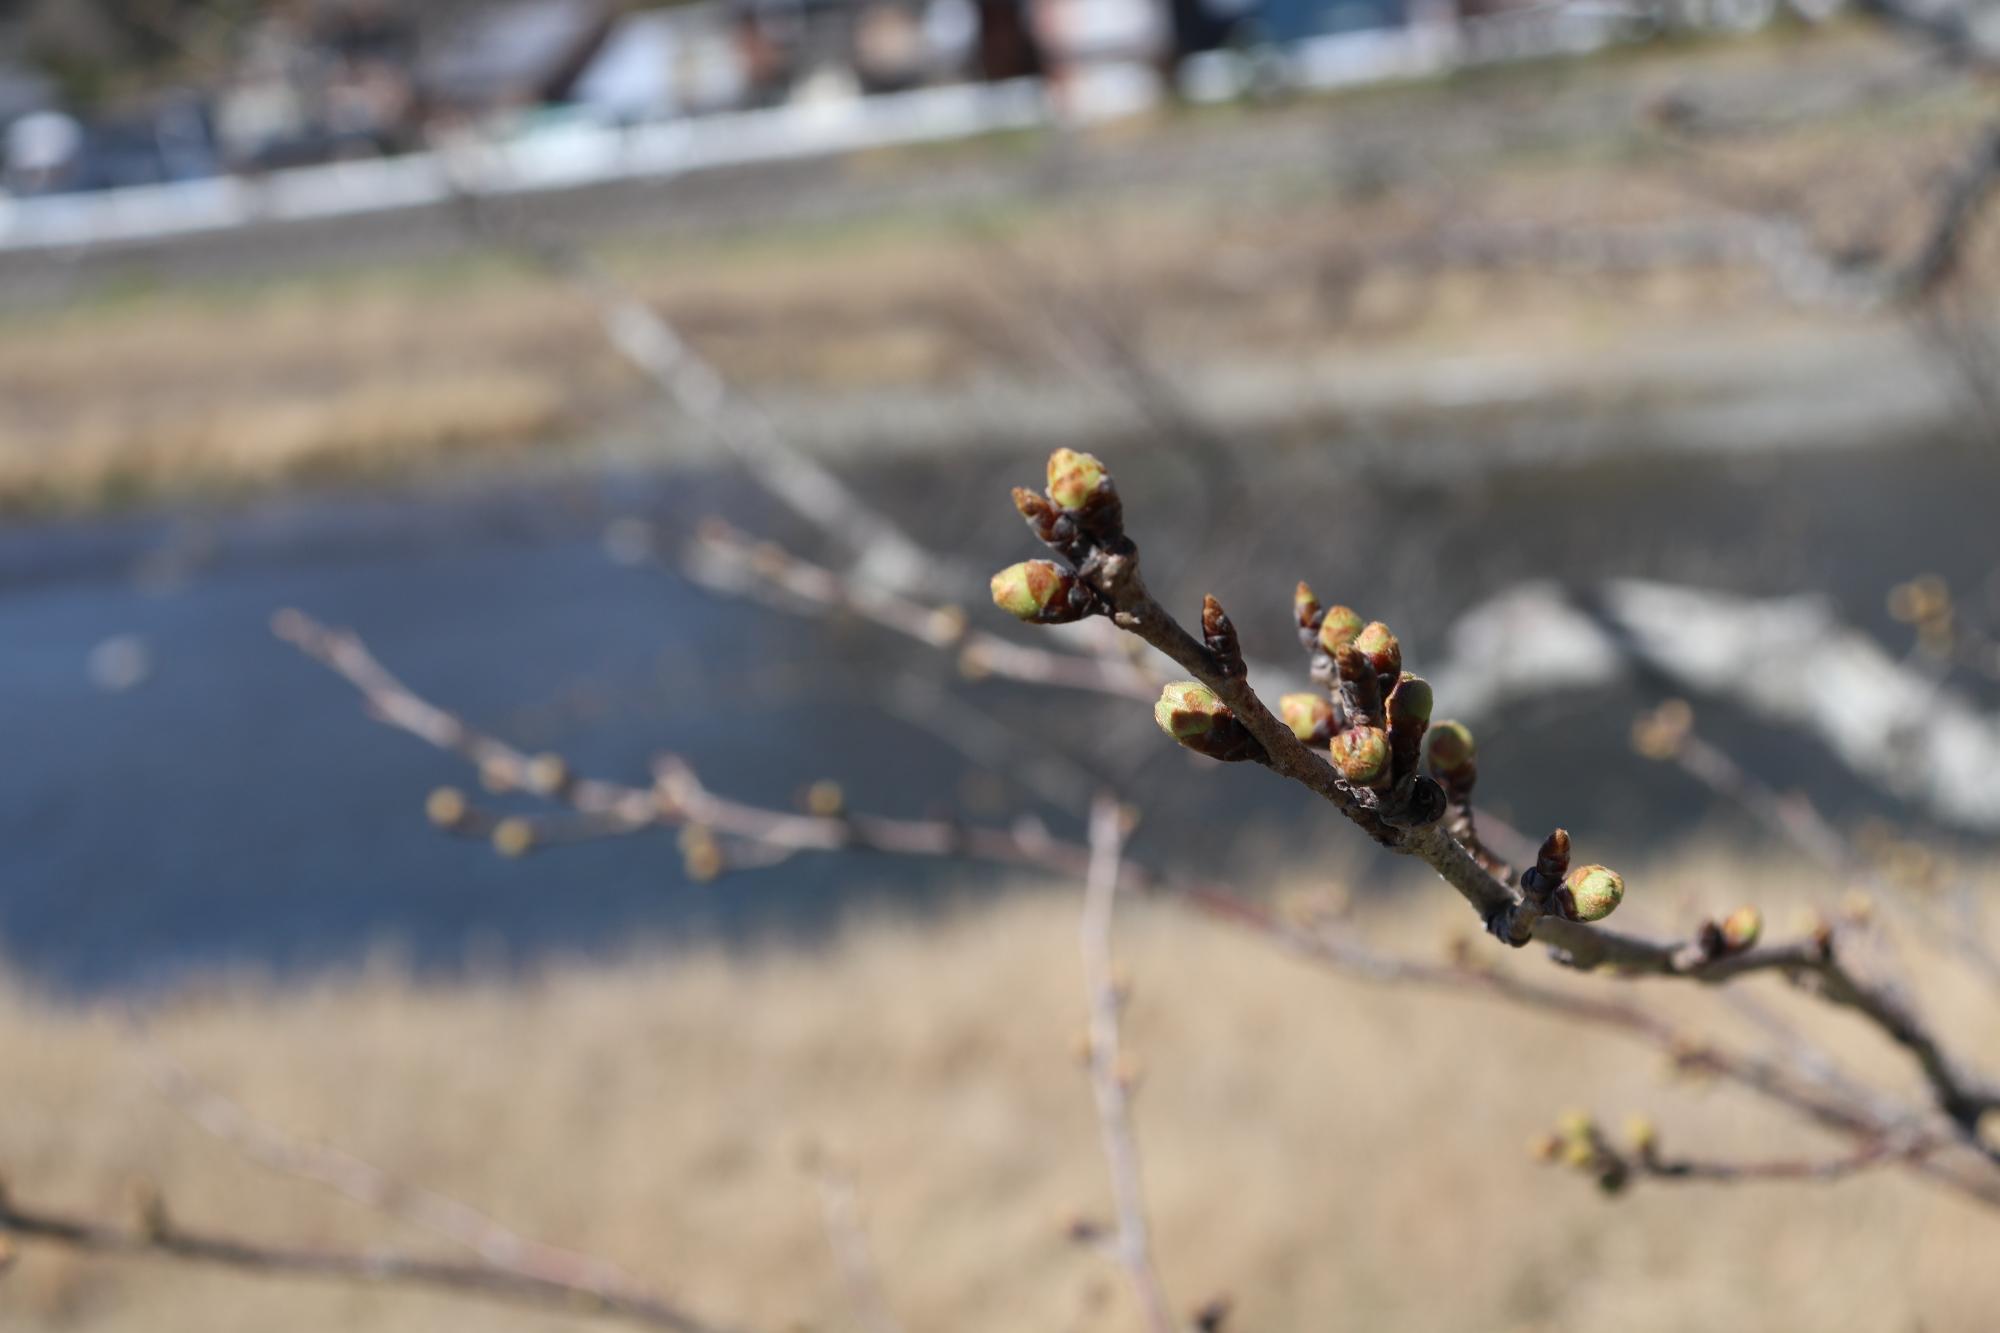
(0, 13), (1635, 258)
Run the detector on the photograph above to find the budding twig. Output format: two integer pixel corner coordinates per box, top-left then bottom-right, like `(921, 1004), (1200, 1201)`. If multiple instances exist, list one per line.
(991, 450), (2000, 1149)
(1635, 698), (2000, 991)
(276, 601), (2000, 1204)
(1532, 1111), (1927, 1198)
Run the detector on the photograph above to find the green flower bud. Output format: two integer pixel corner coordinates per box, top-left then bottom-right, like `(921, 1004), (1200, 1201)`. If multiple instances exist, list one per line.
(1425, 720), (1476, 777)
(1155, 680), (1229, 740)
(989, 560), (1073, 621)
(1279, 692), (1334, 742)
(525, 752), (570, 796)
(1046, 448), (1107, 511)
(805, 780), (845, 818)
(492, 817), (536, 859)
(679, 825), (723, 882)
(1012, 486), (1062, 541)
(1624, 1114), (1659, 1155)
(1720, 905), (1763, 952)
(1317, 605), (1365, 655)
(1354, 621), (1402, 680)
(425, 786), (469, 829)
(1387, 674), (1433, 726)
(1331, 726), (1390, 786)
(1561, 864), (1625, 923)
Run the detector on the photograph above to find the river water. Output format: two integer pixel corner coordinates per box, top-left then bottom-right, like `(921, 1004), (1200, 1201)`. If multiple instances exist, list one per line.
(3, 434), (1994, 992)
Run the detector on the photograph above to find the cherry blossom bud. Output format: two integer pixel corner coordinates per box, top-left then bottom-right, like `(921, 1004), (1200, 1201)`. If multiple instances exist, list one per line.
(1560, 865), (1625, 923)
(425, 786), (469, 829)
(1279, 692), (1335, 743)
(491, 817), (536, 859)
(1046, 448), (1107, 511)
(1317, 605), (1365, 656)
(1425, 720), (1476, 779)
(1331, 726), (1391, 787)
(1354, 621), (1402, 680)
(1720, 905), (1763, 952)
(990, 560), (1079, 622)
(1154, 681), (1261, 762)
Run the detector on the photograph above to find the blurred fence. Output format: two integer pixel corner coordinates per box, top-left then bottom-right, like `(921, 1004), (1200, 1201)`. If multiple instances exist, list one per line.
(0, 8), (1632, 258)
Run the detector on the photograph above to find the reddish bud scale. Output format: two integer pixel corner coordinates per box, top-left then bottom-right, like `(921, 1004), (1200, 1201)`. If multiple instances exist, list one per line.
(1012, 487), (1062, 543)
(1519, 827), (1572, 905)
(1534, 829), (1572, 884)
(1201, 594), (1245, 677)
(1294, 581), (1322, 631)
(1332, 642), (1383, 729)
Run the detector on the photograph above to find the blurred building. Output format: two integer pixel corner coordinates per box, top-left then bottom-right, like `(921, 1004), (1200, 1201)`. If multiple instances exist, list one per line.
(417, 0), (614, 120)
(572, 6), (750, 120)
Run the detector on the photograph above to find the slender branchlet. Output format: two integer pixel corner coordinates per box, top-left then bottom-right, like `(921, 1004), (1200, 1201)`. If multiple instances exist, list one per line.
(1531, 1109), (1918, 1198)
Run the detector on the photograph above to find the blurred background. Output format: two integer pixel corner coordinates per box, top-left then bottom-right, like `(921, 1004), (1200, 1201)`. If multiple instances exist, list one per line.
(4, 0), (2000, 1329)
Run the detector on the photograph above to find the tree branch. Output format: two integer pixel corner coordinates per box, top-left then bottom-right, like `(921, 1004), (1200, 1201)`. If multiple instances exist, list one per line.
(992, 450), (2000, 1145)
(272, 598), (2000, 1204)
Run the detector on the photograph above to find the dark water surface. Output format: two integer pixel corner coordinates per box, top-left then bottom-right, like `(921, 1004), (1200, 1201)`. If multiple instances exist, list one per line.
(3, 437), (1993, 993)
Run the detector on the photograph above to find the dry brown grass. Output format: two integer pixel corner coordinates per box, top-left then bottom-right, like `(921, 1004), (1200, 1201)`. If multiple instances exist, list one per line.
(4, 853), (1998, 1332)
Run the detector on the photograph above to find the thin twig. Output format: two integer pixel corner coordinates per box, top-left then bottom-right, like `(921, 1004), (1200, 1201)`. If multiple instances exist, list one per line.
(807, 1156), (903, 1333)
(446, 183), (967, 600)
(1648, 710), (2000, 989)
(141, 1048), (659, 1300)
(0, 1184), (741, 1333)
(1080, 795), (1179, 1333)
(684, 519), (1153, 700)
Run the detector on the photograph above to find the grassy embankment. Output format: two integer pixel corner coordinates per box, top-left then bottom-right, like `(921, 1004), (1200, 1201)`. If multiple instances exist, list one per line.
(4, 855), (1997, 1332)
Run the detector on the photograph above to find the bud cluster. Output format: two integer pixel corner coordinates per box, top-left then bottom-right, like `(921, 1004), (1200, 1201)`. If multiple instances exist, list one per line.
(989, 450), (1641, 947)
(991, 449), (1127, 626)
(1293, 584), (1441, 823)
(1531, 1110), (1635, 1195)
